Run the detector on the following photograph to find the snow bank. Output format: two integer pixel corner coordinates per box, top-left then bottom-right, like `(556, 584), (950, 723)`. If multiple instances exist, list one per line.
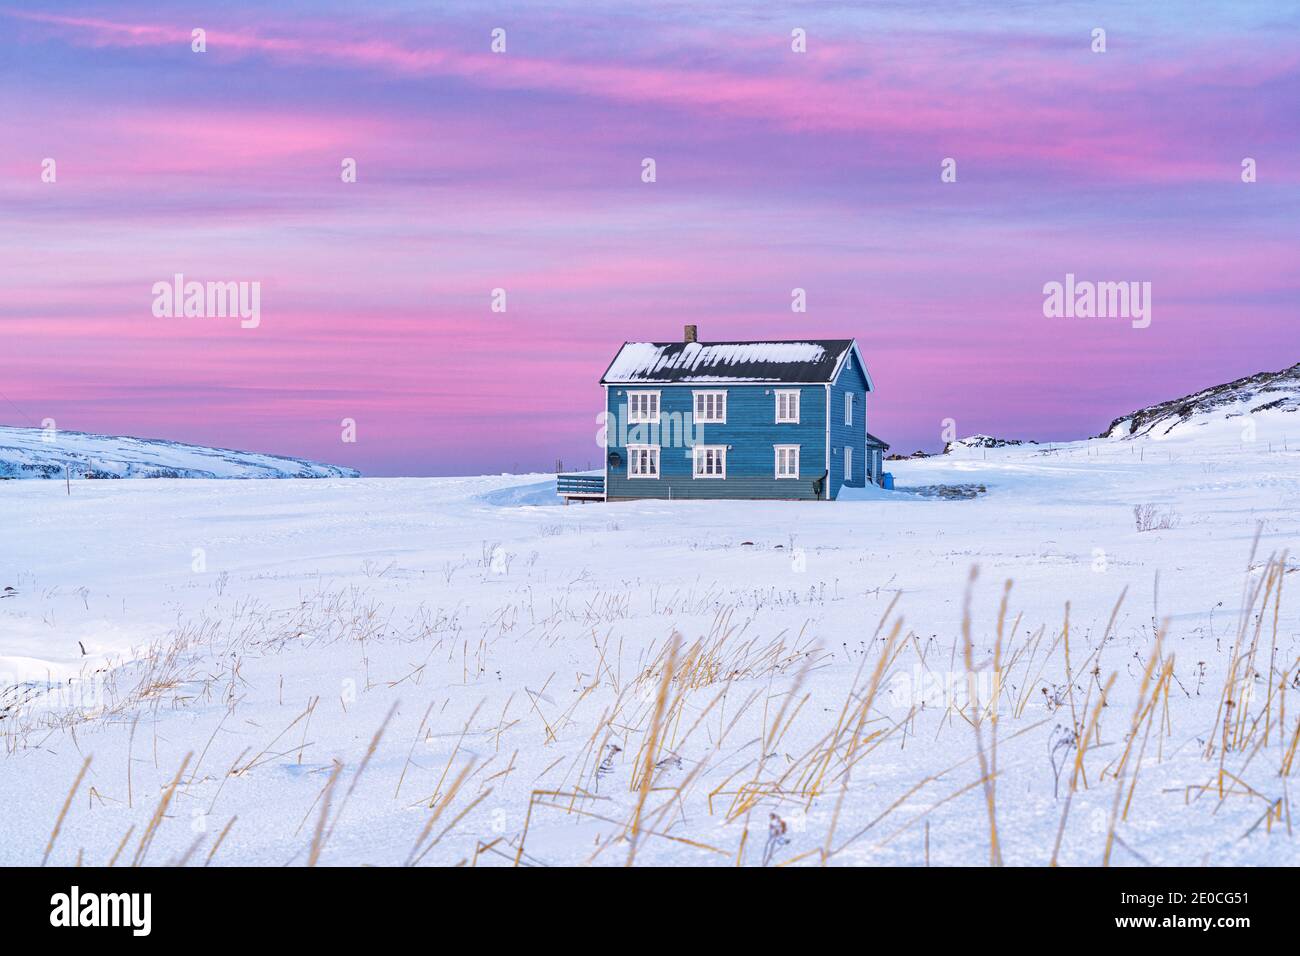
(477, 477), (563, 507)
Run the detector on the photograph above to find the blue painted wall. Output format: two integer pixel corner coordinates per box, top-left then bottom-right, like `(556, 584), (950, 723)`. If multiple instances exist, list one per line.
(604, 384), (828, 500)
(827, 349), (870, 499)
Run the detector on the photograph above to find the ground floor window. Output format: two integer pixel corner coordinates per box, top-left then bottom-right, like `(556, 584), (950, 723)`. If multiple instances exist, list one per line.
(628, 444), (659, 478)
(844, 446), (852, 482)
(774, 444), (799, 479)
(693, 445), (727, 478)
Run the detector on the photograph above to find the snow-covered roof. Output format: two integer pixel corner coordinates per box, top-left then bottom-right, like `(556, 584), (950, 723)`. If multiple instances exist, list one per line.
(601, 339), (860, 385)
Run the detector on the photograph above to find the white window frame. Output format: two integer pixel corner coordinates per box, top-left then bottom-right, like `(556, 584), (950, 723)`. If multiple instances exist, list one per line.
(774, 444), (800, 480)
(844, 446), (852, 482)
(627, 444), (660, 479)
(775, 389), (800, 424)
(692, 390), (727, 424)
(693, 445), (727, 479)
(627, 390), (661, 424)
(845, 392), (853, 426)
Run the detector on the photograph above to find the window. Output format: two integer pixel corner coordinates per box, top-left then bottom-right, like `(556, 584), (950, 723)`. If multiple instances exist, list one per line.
(693, 445), (727, 478)
(628, 444), (659, 478)
(627, 391), (660, 424)
(693, 390), (727, 424)
(774, 445), (800, 479)
(775, 390), (800, 423)
(845, 393), (853, 426)
(844, 446), (852, 482)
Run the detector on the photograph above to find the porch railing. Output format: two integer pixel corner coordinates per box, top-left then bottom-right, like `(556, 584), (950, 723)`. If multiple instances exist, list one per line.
(557, 473), (605, 500)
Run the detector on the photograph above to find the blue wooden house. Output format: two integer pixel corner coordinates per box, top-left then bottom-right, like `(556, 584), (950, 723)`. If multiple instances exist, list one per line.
(558, 326), (888, 502)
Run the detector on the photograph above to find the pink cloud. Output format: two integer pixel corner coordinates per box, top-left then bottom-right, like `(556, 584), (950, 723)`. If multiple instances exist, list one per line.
(13, 7), (1294, 184)
(3, 7), (1295, 473)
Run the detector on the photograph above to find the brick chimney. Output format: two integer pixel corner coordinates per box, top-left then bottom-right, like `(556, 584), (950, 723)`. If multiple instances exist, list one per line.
(684, 324), (698, 344)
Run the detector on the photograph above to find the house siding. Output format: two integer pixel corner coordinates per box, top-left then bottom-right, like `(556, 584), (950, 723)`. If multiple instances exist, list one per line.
(827, 350), (870, 500)
(867, 446), (884, 484)
(604, 384), (827, 500)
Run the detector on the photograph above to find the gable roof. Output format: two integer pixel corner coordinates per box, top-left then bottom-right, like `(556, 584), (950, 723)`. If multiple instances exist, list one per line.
(602, 339), (871, 387)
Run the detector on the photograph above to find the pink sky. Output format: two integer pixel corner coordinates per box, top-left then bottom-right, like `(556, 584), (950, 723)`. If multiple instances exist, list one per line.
(3, 2), (1297, 474)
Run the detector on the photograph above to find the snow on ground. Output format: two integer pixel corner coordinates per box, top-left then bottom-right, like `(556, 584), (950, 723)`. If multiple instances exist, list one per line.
(1, 418), (1297, 867)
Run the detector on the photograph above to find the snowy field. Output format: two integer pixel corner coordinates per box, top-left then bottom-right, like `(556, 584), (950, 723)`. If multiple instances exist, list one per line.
(2, 416), (1297, 866)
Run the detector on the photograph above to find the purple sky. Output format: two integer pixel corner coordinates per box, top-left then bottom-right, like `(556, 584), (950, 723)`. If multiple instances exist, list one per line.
(3, 1), (1297, 475)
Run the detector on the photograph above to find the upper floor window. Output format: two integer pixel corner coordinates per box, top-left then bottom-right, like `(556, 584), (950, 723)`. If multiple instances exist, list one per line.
(693, 445), (727, 479)
(628, 444), (659, 478)
(627, 391), (660, 424)
(774, 444), (800, 479)
(775, 389), (800, 423)
(693, 390), (727, 424)
(844, 393), (854, 426)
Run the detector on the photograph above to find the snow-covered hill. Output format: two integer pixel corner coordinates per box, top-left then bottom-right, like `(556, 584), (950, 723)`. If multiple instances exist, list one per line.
(942, 434), (1036, 453)
(0, 426), (360, 479)
(938, 363), (1299, 457)
(1101, 362), (1300, 440)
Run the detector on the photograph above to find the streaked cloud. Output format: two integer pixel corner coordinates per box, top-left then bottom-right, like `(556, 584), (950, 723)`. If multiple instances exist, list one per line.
(3, 2), (1297, 473)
